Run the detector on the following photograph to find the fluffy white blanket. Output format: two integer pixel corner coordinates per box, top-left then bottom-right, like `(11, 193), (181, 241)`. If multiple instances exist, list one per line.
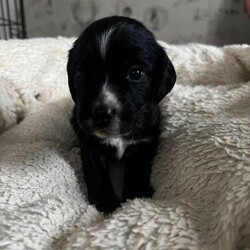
(0, 38), (249, 250)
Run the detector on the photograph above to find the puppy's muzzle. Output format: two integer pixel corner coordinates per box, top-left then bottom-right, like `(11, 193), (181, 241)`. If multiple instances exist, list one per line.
(93, 104), (116, 129)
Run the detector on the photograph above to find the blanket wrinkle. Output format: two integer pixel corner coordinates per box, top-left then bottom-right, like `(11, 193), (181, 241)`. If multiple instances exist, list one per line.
(0, 78), (26, 132)
(0, 38), (250, 250)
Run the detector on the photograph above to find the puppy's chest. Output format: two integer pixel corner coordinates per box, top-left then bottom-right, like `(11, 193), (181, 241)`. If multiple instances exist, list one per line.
(102, 137), (148, 159)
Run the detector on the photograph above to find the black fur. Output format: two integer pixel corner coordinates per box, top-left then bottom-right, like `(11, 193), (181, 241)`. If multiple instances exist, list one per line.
(67, 16), (176, 214)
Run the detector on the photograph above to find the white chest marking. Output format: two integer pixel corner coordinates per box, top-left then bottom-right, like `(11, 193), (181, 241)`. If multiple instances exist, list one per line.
(103, 137), (150, 159)
(105, 137), (125, 159)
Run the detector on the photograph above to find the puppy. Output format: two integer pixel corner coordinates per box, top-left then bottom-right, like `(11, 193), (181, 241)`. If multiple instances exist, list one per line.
(67, 16), (176, 214)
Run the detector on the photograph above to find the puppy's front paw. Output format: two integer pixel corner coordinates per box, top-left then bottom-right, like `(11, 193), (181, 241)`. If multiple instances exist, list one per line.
(95, 198), (121, 215)
(123, 185), (154, 201)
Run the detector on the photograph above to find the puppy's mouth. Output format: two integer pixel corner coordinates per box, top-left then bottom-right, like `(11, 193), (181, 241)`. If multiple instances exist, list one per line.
(93, 129), (129, 140)
(79, 119), (126, 139)
(94, 130), (111, 139)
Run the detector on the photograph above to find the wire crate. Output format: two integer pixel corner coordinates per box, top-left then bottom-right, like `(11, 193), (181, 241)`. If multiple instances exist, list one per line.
(0, 0), (26, 39)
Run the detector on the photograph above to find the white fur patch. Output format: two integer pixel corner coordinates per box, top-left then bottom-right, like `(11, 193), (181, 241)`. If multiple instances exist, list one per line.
(100, 28), (114, 59)
(103, 137), (150, 159)
(101, 83), (120, 110)
(104, 137), (125, 159)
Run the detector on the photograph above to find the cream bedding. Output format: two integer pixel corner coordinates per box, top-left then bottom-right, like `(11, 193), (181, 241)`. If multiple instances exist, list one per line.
(0, 38), (250, 250)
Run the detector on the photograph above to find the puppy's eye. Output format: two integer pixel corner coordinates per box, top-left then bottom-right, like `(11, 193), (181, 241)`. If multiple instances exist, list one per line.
(127, 68), (145, 82)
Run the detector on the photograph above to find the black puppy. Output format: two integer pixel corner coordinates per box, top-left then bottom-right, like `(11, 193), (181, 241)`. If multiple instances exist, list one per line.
(67, 16), (176, 214)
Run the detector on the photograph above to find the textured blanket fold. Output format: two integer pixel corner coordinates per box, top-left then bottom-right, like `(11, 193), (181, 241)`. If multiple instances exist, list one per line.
(0, 38), (249, 250)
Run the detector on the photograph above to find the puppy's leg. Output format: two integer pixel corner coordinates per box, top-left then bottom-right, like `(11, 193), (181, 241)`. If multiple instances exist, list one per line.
(81, 147), (121, 214)
(122, 142), (157, 201)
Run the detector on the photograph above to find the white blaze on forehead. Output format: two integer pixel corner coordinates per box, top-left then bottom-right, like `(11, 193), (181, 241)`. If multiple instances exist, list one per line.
(100, 27), (115, 59)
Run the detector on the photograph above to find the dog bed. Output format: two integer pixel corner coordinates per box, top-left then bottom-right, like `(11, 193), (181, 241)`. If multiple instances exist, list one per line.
(0, 37), (249, 250)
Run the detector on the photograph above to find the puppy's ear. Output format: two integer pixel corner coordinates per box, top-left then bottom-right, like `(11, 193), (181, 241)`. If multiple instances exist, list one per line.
(153, 47), (176, 104)
(67, 48), (77, 103)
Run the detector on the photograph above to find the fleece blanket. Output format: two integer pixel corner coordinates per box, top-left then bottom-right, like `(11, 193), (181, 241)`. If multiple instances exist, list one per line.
(0, 37), (249, 250)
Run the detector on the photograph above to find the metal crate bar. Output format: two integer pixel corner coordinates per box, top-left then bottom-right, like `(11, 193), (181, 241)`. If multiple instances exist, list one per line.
(0, 0), (27, 39)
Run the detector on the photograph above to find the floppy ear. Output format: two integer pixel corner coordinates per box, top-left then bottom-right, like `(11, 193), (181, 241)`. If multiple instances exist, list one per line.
(153, 47), (176, 104)
(67, 48), (77, 103)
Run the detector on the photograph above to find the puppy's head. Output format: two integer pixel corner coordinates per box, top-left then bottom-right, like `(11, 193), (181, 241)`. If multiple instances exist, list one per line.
(67, 16), (176, 139)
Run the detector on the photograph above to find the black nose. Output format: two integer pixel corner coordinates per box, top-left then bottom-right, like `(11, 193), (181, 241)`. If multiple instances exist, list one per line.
(93, 105), (114, 128)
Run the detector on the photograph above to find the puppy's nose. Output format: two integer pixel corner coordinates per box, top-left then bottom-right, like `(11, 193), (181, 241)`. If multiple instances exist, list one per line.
(93, 105), (114, 128)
